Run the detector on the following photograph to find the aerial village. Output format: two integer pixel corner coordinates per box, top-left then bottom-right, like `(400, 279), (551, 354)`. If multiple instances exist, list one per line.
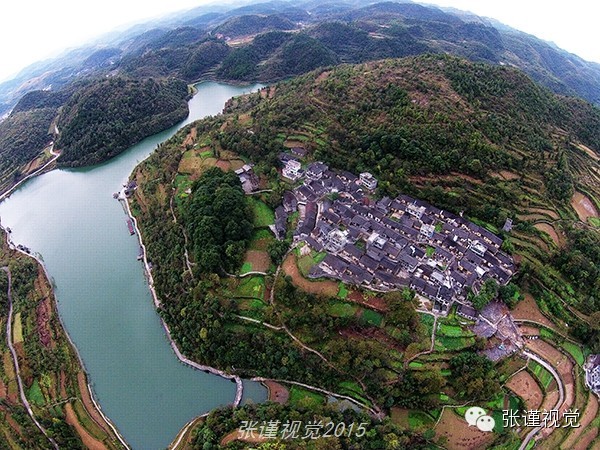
(236, 147), (600, 382)
(271, 148), (516, 309)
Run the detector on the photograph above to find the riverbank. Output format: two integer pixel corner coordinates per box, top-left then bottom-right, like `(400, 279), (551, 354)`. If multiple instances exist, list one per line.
(122, 192), (245, 406)
(0, 144), (60, 202)
(0, 225), (129, 449)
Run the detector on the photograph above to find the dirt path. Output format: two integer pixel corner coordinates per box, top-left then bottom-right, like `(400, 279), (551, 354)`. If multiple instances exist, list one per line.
(65, 403), (107, 450)
(571, 191), (599, 221)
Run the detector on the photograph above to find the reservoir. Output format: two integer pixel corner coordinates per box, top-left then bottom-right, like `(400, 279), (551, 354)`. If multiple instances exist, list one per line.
(0, 82), (267, 449)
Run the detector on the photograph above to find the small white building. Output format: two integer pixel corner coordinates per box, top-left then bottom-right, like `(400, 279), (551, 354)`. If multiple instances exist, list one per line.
(359, 172), (378, 190)
(282, 160), (302, 181)
(419, 223), (435, 240)
(470, 240), (488, 257)
(407, 202), (426, 220)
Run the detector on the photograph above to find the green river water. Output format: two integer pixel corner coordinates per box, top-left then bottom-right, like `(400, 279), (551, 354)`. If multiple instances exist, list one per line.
(0, 81), (267, 449)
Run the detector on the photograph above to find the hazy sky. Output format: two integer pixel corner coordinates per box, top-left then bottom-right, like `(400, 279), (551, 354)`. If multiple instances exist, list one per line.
(1, 1), (599, 82)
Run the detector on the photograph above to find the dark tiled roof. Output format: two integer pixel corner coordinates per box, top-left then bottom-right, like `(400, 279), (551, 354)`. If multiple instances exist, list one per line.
(360, 254), (380, 271)
(323, 254), (348, 273)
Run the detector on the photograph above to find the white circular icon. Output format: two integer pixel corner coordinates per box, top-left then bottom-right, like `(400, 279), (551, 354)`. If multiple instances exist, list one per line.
(465, 407), (487, 426)
(476, 415), (496, 432)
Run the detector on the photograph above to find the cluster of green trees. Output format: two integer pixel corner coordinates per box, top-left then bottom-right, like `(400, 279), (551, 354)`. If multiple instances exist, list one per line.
(191, 403), (430, 449)
(184, 167), (253, 274)
(0, 108), (55, 186)
(449, 351), (501, 400)
(56, 77), (189, 167)
(219, 55), (598, 228)
(556, 228), (600, 312)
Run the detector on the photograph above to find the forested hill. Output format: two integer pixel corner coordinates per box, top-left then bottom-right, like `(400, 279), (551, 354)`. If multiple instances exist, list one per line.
(225, 55), (600, 190)
(219, 55), (600, 317)
(55, 77), (189, 167)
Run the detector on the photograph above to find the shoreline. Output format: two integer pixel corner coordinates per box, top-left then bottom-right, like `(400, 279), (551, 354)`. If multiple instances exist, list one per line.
(0, 145), (60, 202)
(0, 225), (131, 449)
(121, 193), (245, 405)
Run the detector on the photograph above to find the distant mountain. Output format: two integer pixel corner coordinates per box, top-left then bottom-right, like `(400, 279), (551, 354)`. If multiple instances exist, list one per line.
(212, 14), (299, 38)
(2, 0), (600, 111)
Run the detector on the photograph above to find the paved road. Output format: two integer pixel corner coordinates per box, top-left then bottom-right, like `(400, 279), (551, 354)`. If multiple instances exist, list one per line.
(518, 350), (565, 450)
(1, 266), (59, 449)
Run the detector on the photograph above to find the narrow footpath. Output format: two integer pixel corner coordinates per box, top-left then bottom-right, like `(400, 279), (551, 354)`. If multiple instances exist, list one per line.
(1, 266), (59, 450)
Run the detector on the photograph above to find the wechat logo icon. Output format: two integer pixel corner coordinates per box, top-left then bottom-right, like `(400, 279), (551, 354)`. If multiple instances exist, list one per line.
(465, 407), (495, 432)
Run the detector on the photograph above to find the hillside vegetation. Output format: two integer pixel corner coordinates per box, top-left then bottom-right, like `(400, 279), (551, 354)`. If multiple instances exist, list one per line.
(56, 77), (189, 167)
(0, 108), (56, 192)
(128, 56), (599, 449)
(218, 56), (600, 331)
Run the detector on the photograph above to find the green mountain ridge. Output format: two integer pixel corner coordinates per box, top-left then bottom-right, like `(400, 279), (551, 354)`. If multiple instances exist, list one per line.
(55, 77), (189, 167)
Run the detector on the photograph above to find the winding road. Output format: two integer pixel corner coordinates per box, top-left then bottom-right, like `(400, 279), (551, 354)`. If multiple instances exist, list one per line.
(1, 266), (59, 449)
(518, 350), (566, 450)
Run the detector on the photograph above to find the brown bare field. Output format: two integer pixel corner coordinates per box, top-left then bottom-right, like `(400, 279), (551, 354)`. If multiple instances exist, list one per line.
(60, 370), (67, 398)
(572, 427), (599, 450)
(77, 372), (110, 435)
(518, 325), (541, 336)
(264, 380), (289, 404)
(243, 250), (270, 273)
(571, 192), (599, 221)
(282, 255), (339, 297)
(561, 395), (598, 449)
(229, 159), (246, 171)
(347, 290), (388, 311)
(0, 379), (6, 399)
(512, 294), (556, 329)
(534, 223), (563, 247)
(220, 429), (269, 446)
(434, 409), (496, 450)
(576, 143), (600, 161)
(283, 140), (306, 149)
(390, 407), (409, 426)
(526, 208), (560, 220)
(65, 403), (107, 450)
(506, 370), (544, 410)
(215, 160), (231, 171)
(182, 127), (197, 148)
(316, 71), (331, 83)
(539, 389), (559, 413)
(178, 154), (218, 174)
(526, 340), (575, 414)
(497, 170), (520, 180)
(517, 213), (550, 222)
(23, 156), (44, 174)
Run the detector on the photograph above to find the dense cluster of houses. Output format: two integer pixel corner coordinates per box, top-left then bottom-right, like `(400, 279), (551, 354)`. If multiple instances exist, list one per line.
(585, 355), (600, 398)
(276, 159), (515, 314)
